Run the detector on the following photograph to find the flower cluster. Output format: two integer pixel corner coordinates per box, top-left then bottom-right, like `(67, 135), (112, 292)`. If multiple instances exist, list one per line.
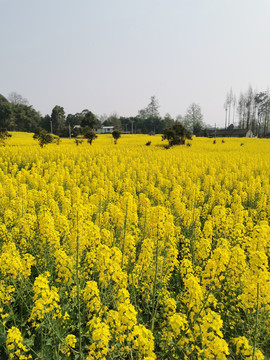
(6, 326), (31, 359)
(2, 134), (270, 358)
(28, 272), (61, 326)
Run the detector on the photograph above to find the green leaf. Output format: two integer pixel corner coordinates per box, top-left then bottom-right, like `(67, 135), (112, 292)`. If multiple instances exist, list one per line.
(24, 336), (35, 347)
(0, 332), (6, 347)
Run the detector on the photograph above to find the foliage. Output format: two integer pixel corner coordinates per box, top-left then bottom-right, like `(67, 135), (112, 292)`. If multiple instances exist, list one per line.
(66, 112), (82, 129)
(0, 93), (203, 136)
(112, 129), (121, 144)
(33, 129), (53, 147)
(0, 97), (41, 133)
(103, 113), (122, 130)
(162, 123), (192, 146)
(184, 103), (205, 135)
(225, 86), (270, 137)
(0, 94), (9, 104)
(137, 96), (162, 134)
(75, 135), (84, 146)
(11, 104), (41, 132)
(40, 114), (52, 133)
(83, 128), (97, 145)
(138, 95), (160, 119)
(51, 105), (66, 135)
(81, 110), (98, 130)
(0, 128), (11, 146)
(52, 135), (61, 145)
(0, 102), (12, 129)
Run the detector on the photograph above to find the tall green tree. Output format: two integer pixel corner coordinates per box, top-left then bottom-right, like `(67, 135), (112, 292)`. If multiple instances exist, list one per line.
(11, 104), (41, 132)
(0, 102), (12, 129)
(138, 96), (162, 134)
(138, 96), (160, 119)
(66, 113), (82, 128)
(146, 96), (160, 117)
(40, 115), (52, 132)
(0, 93), (41, 131)
(81, 110), (98, 129)
(51, 105), (66, 135)
(106, 113), (122, 130)
(66, 113), (84, 137)
(184, 103), (204, 135)
(162, 113), (174, 129)
(119, 116), (137, 133)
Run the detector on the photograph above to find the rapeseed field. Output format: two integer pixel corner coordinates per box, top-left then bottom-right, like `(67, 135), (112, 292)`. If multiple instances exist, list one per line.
(1, 133), (270, 359)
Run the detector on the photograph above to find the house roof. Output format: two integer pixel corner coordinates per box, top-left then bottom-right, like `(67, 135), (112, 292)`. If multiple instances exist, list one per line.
(204, 128), (253, 138)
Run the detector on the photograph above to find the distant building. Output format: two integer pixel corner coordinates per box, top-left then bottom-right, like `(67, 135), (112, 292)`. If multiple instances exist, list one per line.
(99, 126), (114, 134)
(201, 128), (254, 138)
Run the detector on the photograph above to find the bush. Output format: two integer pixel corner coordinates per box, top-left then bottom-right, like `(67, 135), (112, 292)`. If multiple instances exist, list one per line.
(84, 129), (97, 145)
(33, 129), (53, 148)
(162, 123), (192, 146)
(0, 128), (11, 146)
(75, 135), (84, 146)
(112, 129), (121, 144)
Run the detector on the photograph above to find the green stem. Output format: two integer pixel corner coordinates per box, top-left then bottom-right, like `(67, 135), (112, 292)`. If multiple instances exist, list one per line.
(76, 211), (82, 359)
(121, 200), (128, 267)
(45, 315), (80, 358)
(151, 231), (159, 332)
(252, 283), (260, 360)
(190, 190), (197, 265)
(98, 196), (101, 228)
(143, 208), (147, 237)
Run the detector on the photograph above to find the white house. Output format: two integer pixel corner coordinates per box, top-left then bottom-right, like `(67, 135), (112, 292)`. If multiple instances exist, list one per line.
(100, 126), (114, 134)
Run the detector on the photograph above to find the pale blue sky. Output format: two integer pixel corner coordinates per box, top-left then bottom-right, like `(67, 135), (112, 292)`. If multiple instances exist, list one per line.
(1, 0), (270, 126)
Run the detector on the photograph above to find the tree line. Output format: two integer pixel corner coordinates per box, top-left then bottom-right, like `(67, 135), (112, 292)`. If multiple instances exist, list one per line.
(0, 93), (205, 136)
(224, 86), (270, 137)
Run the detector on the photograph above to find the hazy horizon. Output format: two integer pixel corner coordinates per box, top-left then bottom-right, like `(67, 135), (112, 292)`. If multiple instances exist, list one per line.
(1, 0), (270, 127)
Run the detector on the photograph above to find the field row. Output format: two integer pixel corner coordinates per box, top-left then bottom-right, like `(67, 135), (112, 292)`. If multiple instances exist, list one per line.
(0, 134), (269, 359)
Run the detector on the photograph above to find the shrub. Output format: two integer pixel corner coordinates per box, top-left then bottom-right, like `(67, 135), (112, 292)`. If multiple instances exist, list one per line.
(33, 129), (53, 148)
(0, 128), (11, 146)
(162, 124), (192, 146)
(112, 129), (121, 144)
(84, 129), (97, 145)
